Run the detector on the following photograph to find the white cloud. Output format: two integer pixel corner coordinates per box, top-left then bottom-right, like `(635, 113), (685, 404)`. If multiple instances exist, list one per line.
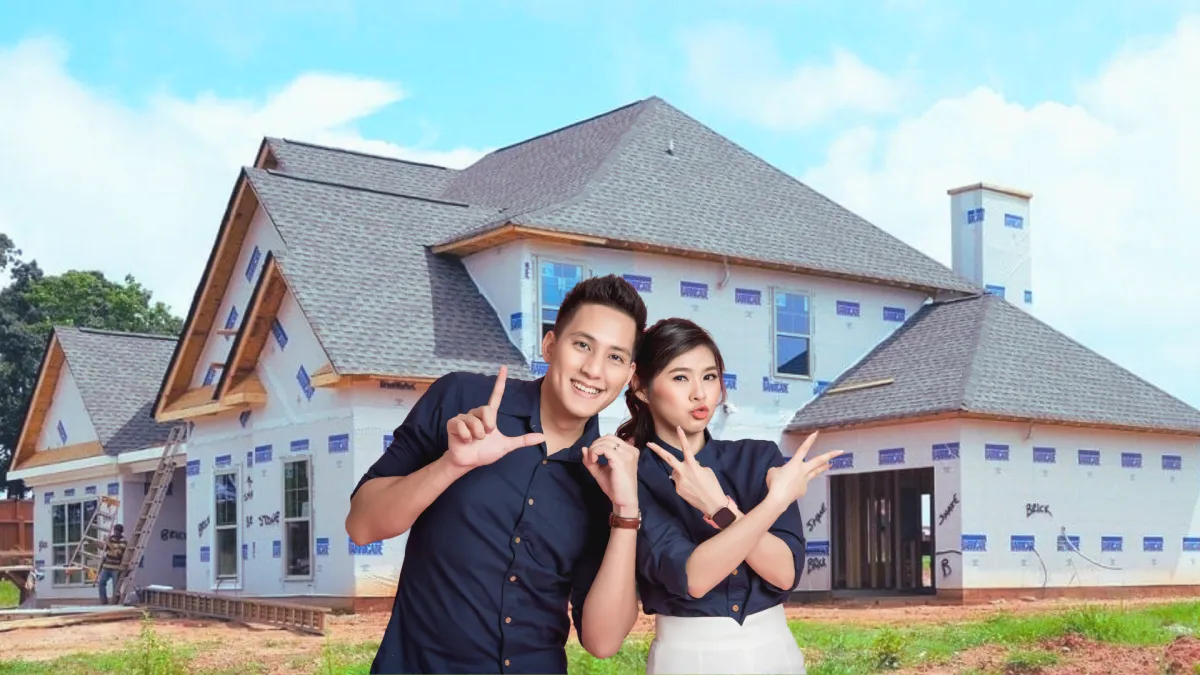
(680, 22), (906, 129)
(798, 16), (1200, 407)
(0, 37), (488, 318)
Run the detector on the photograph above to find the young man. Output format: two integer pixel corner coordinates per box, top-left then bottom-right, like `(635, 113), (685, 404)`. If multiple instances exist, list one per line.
(98, 523), (126, 605)
(347, 274), (648, 674)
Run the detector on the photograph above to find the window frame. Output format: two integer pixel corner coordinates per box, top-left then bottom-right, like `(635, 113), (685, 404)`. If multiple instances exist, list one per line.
(50, 495), (98, 587)
(534, 255), (588, 356)
(771, 287), (815, 380)
(213, 467), (241, 582)
(282, 456), (314, 581)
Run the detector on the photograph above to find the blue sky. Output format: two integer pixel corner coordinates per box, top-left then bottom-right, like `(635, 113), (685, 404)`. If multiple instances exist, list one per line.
(3, 1), (1200, 407)
(4, 0), (1192, 175)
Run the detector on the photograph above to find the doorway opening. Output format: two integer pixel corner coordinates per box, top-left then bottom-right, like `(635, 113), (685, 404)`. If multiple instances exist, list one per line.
(829, 467), (935, 595)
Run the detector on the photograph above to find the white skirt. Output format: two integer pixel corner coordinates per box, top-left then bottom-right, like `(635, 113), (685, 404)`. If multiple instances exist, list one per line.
(645, 604), (806, 675)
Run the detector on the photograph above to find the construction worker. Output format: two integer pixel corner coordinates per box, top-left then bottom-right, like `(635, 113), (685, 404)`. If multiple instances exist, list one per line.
(97, 523), (126, 605)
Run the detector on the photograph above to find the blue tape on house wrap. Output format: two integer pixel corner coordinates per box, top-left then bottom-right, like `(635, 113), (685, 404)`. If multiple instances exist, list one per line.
(225, 306), (238, 331)
(1004, 214), (1024, 229)
(510, 312), (522, 330)
(879, 448), (905, 466)
(1121, 452), (1142, 468)
(836, 301), (860, 317)
(805, 541), (830, 556)
(984, 444), (1010, 461)
(290, 439), (309, 453)
(680, 281), (708, 299)
(1057, 535), (1080, 552)
(272, 319), (288, 349)
(1163, 455), (1182, 470)
(254, 445), (272, 463)
(932, 442), (959, 461)
(245, 246), (261, 282)
(734, 288), (761, 305)
(962, 535), (987, 552)
(623, 274), (652, 293)
(723, 373), (737, 390)
(1033, 447), (1056, 464)
(882, 306), (906, 322)
(1184, 538), (1200, 552)
(1010, 535), (1035, 552)
(1101, 536), (1123, 552)
(329, 434), (350, 454)
(1144, 537), (1164, 552)
(1078, 449), (1100, 466)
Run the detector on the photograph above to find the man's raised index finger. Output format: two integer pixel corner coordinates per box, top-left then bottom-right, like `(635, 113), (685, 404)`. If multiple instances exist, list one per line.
(488, 365), (508, 409)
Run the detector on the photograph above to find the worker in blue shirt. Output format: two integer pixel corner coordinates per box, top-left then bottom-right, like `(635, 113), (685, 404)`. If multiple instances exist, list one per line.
(620, 318), (842, 675)
(347, 275), (648, 674)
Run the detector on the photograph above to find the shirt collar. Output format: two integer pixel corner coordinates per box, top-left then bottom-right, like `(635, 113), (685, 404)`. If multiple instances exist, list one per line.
(498, 376), (601, 463)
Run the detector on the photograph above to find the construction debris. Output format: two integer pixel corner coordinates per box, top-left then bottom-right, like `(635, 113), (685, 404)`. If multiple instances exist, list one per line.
(142, 589), (329, 635)
(0, 607), (144, 632)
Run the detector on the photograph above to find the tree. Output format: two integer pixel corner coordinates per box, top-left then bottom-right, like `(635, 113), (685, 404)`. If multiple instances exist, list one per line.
(0, 236), (184, 495)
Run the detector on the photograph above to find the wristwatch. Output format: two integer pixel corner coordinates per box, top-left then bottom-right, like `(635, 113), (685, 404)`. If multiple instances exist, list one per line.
(610, 511), (642, 530)
(704, 496), (737, 530)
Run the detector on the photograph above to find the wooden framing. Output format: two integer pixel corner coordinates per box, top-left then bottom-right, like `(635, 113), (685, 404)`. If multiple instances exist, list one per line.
(10, 334), (66, 472)
(213, 252), (286, 406)
(14, 441), (105, 471)
(432, 222), (970, 296)
(153, 172), (261, 422)
(787, 409), (1200, 438)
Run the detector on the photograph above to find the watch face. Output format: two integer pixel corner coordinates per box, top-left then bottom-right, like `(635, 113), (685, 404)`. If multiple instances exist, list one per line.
(714, 508), (736, 529)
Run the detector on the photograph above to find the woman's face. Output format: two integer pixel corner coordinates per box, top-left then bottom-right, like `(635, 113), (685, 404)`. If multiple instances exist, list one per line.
(639, 345), (723, 440)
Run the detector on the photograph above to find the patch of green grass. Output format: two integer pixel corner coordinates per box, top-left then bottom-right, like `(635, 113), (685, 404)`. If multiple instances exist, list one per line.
(1003, 648), (1059, 673)
(0, 580), (19, 609)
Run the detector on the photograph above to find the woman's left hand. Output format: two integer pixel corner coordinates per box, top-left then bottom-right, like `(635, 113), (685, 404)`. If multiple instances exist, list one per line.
(647, 426), (729, 518)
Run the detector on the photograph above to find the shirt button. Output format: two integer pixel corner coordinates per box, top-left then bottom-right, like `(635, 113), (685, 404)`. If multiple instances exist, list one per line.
(505, 617), (512, 623)
(514, 536), (521, 544)
(509, 575), (517, 582)
(528, 498), (534, 505)
(732, 569), (739, 576)
(505, 659), (511, 667)
(542, 459), (548, 465)
(732, 604), (739, 612)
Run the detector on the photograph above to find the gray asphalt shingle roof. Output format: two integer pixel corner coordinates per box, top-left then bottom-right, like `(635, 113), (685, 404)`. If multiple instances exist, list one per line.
(244, 167), (531, 379)
(438, 97), (979, 294)
(55, 326), (178, 454)
(786, 294), (1200, 435)
(264, 138), (455, 198)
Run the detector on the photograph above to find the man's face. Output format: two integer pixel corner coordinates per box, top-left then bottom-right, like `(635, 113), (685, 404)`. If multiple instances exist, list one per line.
(541, 303), (637, 421)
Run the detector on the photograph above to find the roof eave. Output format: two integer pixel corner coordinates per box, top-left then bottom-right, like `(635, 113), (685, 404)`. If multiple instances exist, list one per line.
(433, 221), (976, 297)
(785, 409), (1200, 438)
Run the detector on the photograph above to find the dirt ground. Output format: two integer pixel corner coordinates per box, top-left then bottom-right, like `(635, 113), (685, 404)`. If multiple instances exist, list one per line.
(3, 596), (1200, 673)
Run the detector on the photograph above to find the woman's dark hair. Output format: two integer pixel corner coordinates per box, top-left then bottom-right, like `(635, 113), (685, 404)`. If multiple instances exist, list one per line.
(615, 318), (727, 448)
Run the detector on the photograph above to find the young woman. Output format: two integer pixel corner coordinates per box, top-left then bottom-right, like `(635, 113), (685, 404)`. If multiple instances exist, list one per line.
(617, 318), (841, 675)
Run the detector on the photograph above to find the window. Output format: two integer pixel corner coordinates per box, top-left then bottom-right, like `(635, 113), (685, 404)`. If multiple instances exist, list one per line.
(773, 290), (812, 378)
(283, 459), (312, 578)
(538, 260), (584, 344)
(51, 498), (97, 585)
(214, 471), (239, 579)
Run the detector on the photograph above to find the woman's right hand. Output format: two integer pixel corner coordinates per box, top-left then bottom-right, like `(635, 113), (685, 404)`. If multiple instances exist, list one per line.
(765, 431), (842, 506)
(647, 426), (729, 518)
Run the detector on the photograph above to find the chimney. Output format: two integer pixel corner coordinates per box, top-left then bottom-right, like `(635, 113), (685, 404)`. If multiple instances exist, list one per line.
(947, 183), (1034, 309)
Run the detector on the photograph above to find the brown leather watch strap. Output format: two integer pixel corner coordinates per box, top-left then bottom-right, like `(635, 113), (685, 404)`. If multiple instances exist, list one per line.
(609, 512), (641, 530)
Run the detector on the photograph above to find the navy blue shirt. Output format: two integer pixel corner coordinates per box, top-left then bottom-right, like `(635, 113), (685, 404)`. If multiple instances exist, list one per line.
(635, 432), (807, 622)
(351, 372), (610, 674)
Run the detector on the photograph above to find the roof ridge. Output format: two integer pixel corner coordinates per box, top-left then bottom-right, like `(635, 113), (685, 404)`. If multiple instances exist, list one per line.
(256, 168), (478, 208)
(58, 325), (179, 342)
(273, 137), (454, 171)
(505, 98), (660, 226)
(489, 98), (651, 155)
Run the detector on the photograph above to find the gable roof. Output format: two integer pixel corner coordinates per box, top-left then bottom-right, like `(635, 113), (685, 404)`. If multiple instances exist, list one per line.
(14, 326), (178, 470)
(55, 327), (179, 453)
(243, 167), (530, 379)
(261, 137), (456, 198)
(786, 293), (1200, 436)
(436, 97), (979, 295)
